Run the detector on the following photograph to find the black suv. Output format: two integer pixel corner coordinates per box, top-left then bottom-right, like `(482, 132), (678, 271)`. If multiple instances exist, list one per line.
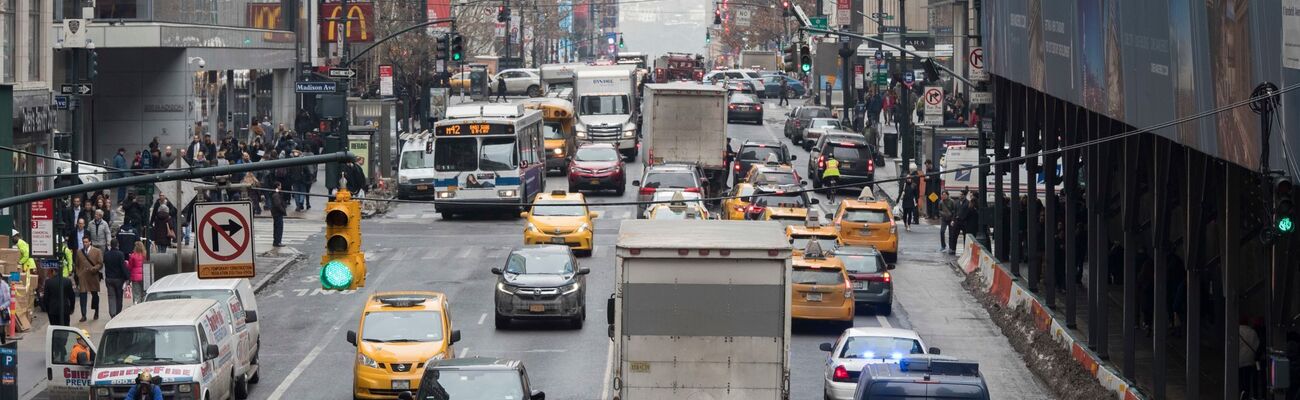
(733, 139), (794, 183)
(406, 357), (545, 400)
(492, 245), (590, 329)
(783, 106), (831, 144)
(808, 133), (876, 189)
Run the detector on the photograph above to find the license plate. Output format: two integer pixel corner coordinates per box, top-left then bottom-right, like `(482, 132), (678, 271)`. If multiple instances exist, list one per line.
(416, 184), (429, 190)
(806, 293), (823, 302)
(392, 380), (410, 390)
(590, 179), (601, 185)
(852, 281), (864, 289)
(529, 304), (546, 312)
(550, 237), (566, 244)
(859, 228), (873, 235)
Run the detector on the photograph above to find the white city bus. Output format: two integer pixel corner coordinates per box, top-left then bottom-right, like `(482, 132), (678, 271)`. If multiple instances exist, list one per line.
(432, 103), (546, 218)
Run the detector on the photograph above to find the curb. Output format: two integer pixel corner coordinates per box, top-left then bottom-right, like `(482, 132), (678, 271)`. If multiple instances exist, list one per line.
(254, 253), (304, 294)
(951, 234), (1145, 400)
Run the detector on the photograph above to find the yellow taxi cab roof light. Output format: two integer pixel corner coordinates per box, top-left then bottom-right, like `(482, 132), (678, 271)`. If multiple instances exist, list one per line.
(805, 213), (823, 228)
(377, 297), (431, 308)
(551, 190), (568, 197)
(857, 187), (877, 202)
(803, 238), (828, 259)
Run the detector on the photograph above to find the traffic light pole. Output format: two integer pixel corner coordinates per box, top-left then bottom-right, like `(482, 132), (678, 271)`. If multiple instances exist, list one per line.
(898, 0), (910, 175)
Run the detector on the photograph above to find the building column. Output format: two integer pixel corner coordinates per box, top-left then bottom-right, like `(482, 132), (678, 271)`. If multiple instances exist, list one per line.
(273, 69), (296, 128)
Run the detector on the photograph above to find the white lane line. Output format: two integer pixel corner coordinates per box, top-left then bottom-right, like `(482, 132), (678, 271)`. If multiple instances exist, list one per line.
(600, 340), (614, 400)
(875, 314), (892, 329)
(265, 311), (351, 400)
(591, 246), (600, 257)
(459, 347), (469, 358)
(477, 313), (487, 325)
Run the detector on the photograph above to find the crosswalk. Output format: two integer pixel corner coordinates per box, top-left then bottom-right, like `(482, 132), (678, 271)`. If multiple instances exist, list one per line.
(253, 217), (322, 253)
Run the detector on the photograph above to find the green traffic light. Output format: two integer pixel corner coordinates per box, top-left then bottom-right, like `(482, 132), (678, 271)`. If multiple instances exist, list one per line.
(801, 63), (811, 72)
(322, 260), (353, 289)
(453, 53), (462, 61)
(1279, 216), (1294, 233)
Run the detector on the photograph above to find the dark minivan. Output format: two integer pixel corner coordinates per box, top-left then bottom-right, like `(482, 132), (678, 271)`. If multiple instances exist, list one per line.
(784, 106), (832, 144)
(855, 355), (990, 400)
(808, 133), (876, 188)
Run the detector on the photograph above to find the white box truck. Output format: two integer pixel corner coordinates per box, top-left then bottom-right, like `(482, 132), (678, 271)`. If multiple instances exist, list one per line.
(740, 50), (780, 71)
(609, 220), (792, 400)
(574, 65), (641, 160)
(641, 82), (730, 198)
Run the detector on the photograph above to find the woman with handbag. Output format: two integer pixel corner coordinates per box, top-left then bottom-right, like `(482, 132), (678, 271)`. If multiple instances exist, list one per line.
(128, 242), (146, 305)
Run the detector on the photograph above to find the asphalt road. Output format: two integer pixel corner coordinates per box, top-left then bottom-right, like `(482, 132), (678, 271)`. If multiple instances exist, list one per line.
(110, 97), (1050, 400)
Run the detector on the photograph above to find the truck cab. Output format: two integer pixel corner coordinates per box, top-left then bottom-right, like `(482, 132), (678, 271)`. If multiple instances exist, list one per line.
(573, 65), (640, 161)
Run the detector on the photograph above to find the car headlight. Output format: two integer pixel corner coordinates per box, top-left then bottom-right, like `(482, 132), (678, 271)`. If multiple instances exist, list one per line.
(398, 175), (410, 184)
(622, 126), (636, 138)
(95, 388), (111, 397)
(357, 352), (380, 369)
(497, 282), (516, 294)
(561, 282), (581, 295)
(576, 223), (590, 233)
(177, 384), (194, 393)
(575, 125), (588, 138)
(498, 189), (518, 198)
(437, 190), (455, 199)
(553, 148), (564, 155)
(525, 223), (540, 233)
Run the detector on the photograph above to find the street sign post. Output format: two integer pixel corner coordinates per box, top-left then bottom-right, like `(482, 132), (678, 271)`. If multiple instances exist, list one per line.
(53, 96), (69, 111)
(969, 47), (987, 81)
(195, 202), (255, 279)
(378, 65), (393, 96)
(969, 91), (993, 104)
(296, 81), (339, 93)
(810, 16), (828, 30)
(59, 84), (75, 95)
(923, 86), (944, 125)
(854, 65), (865, 90)
(328, 68), (358, 79)
(30, 199), (54, 257)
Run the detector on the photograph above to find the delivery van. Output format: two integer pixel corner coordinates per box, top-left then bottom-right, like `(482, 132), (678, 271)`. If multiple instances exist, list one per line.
(144, 273), (261, 397)
(47, 299), (241, 400)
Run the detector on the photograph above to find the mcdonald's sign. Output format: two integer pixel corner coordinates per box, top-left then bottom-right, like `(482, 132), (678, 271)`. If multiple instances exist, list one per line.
(322, 2), (375, 43)
(246, 3), (296, 43)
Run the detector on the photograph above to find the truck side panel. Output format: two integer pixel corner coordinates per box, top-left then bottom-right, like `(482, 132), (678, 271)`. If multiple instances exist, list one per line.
(622, 337), (783, 397)
(644, 89), (727, 168)
(623, 283), (784, 336)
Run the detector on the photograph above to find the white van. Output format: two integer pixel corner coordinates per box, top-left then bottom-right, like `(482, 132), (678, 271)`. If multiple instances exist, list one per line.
(46, 299), (240, 400)
(144, 273), (261, 397)
(396, 131), (438, 200)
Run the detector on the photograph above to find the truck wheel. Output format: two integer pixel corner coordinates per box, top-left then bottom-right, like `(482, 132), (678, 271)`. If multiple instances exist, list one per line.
(495, 313), (511, 330)
(527, 85), (542, 97)
(440, 212), (455, 220)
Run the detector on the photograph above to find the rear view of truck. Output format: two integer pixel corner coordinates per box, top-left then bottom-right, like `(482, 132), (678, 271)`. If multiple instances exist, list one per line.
(610, 220), (792, 400)
(642, 83), (730, 198)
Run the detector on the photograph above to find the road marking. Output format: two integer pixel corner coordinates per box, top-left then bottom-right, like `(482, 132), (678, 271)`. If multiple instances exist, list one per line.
(265, 311), (350, 400)
(876, 314), (892, 329)
(478, 313), (487, 325)
(600, 340), (614, 400)
(459, 347), (469, 358)
(591, 246), (600, 257)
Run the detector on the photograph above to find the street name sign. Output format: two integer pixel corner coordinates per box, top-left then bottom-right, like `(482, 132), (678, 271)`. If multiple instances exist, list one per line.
(296, 81), (339, 93)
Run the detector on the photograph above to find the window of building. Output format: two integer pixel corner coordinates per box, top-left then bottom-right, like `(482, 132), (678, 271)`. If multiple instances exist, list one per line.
(27, 0), (40, 80)
(95, 0), (137, 19)
(1, 0), (15, 82)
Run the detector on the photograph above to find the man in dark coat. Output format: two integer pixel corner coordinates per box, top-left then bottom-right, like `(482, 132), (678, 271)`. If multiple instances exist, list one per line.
(343, 157), (368, 195)
(270, 183), (287, 247)
(43, 267), (75, 326)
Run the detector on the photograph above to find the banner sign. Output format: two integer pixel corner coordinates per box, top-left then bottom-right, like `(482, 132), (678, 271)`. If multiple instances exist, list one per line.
(30, 199), (54, 257)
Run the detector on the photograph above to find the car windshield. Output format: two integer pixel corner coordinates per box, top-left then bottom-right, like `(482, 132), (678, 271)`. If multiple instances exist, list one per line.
(791, 235), (838, 250)
(830, 144), (870, 161)
(361, 311), (444, 342)
(143, 289), (233, 303)
(730, 94), (756, 103)
(811, 119), (841, 129)
(755, 192), (806, 207)
(575, 147), (619, 162)
(650, 207), (700, 220)
(843, 208), (890, 223)
(434, 137), (477, 171)
(401, 150), (436, 170)
(505, 251), (574, 274)
(532, 201), (587, 217)
(739, 146), (781, 161)
(644, 172), (697, 189)
(414, 369), (524, 400)
(840, 254), (884, 273)
(98, 326), (200, 366)
(580, 95), (629, 115)
(479, 138), (518, 171)
(542, 122), (566, 140)
(792, 266), (844, 285)
(754, 172), (798, 186)
(838, 336), (925, 359)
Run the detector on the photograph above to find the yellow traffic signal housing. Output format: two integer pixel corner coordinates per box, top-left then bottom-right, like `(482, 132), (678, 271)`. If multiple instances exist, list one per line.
(322, 188), (365, 290)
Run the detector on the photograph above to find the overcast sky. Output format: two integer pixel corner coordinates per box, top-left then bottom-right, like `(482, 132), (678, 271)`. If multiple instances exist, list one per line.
(618, 0), (710, 59)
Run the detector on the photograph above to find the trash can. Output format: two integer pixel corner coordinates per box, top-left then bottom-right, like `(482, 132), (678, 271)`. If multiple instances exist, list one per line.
(884, 133), (898, 158)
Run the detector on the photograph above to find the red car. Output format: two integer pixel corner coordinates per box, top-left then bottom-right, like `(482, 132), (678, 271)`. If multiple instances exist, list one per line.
(568, 143), (627, 195)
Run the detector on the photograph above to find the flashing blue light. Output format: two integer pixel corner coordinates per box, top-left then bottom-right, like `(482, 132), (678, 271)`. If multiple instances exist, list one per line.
(863, 351), (875, 359)
(891, 352), (903, 360)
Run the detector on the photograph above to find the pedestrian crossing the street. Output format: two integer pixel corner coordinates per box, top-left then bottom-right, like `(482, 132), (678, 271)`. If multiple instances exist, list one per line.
(254, 218), (322, 253)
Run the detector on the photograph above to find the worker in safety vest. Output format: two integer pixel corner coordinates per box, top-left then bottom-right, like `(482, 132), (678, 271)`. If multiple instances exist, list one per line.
(12, 230), (35, 273)
(59, 243), (73, 278)
(822, 155), (842, 202)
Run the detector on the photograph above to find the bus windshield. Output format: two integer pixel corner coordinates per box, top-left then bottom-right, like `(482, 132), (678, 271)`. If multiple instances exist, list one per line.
(434, 137), (477, 171)
(580, 95), (629, 115)
(543, 122), (566, 140)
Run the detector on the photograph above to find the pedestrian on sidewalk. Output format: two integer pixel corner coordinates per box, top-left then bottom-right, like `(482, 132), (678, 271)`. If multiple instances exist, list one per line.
(87, 209), (112, 250)
(43, 267), (74, 326)
(0, 274), (11, 344)
(883, 90), (896, 125)
(495, 78), (508, 103)
(938, 191), (954, 252)
(113, 148), (128, 203)
(128, 242), (146, 303)
(948, 192), (968, 255)
(74, 237), (103, 322)
(778, 76), (790, 106)
(151, 209), (173, 254)
(104, 239), (127, 317)
(899, 174), (919, 231)
(271, 182), (287, 247)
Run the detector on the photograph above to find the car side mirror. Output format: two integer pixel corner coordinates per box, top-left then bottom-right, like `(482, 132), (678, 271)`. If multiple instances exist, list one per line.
(577, 268), (591, 275)
(244, 310), (258, 323)
(631, 180), (641, 186)
(491, 267), (503, 275)
(791, 155), (797, 161)
(520, 212), (530, 218)
(809, 198), (820, 205)
(819, 342), (834, 352)
(606, 296), (616, 326)
(450, 330), (462, 345)
(347, 330), (357, 346)
(531, 390), (546, 400)
(203, 344), (220, 361)
(801, 181), (809, 187)
(888, 263), (896, 270)
(929, 347), (942, 355)
(589, 212), (598, 219)
(825, 213), (834, 220)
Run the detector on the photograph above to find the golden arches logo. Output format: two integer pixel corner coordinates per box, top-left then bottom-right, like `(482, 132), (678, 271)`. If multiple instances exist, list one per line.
(322, 3), (374, 43)
(246, 3), (295, 43)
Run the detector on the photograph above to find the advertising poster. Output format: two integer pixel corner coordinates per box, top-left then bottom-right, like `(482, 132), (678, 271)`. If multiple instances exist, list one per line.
(348, 135), (372, 179)
(1286, 0), (1300, 69)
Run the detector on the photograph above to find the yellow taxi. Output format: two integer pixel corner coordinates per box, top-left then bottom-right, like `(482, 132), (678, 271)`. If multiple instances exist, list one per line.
(522, 190), (596, 257)
(834, 189), (898, 262)
(791, 240), (855, 327)
(742, 163), (802, 187)
(787, 214), (841, 257)
(645, 191), (710, 220)
(348, 292), (461, 399)
(763, 205), (810, 227)
(722, 183), (757, 220)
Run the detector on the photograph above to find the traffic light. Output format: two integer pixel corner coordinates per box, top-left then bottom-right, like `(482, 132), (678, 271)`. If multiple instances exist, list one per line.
(782, 0), (791, 17)
(322, 188), (365, 290)
(799, 45), (812, 73)
(435, 35), (449, 63)
(1273, 174), (1294, 236)
(88, 50), (99, 80)
(450, 34), (464, 62)
(714, 8), (722, 25)
(497, 6), (510, 22)
(705, 31), (711, 43)
(783, 43), (798, 73)
(922, 58), (940, 83)
(618, 34), (625, 49)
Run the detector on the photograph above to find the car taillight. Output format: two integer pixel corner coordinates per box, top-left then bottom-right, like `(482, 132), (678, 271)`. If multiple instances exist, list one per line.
(729, 104), (737, 110)
(746, 205), (765, 215)
(867, 273), (891, 283)
(639, 187), (657, 195)
(755, 104), (762, 111)
(868, 159), (875, 173)
(882, 272), (891, 283)
(818, 155), (826, 169)
(684, 187), (701, 193)
(833, 365), (852, 382)
(734, 163), (741, 172)
(844, 280), (853, 298)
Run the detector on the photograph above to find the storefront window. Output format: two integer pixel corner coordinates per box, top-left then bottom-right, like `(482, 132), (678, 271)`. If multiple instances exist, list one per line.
(1, 0), (14, 82)
(95, 0), (137, 19)
(28, 0), (40, 80)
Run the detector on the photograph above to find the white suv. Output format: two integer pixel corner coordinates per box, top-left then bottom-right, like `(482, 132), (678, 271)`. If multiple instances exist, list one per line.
(703, 69), (767, 97)
(493, 68), (543, 97)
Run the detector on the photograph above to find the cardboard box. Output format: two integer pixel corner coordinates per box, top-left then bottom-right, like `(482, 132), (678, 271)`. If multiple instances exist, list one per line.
(0, 249), (19, 267)
(0, 235), (9, 248)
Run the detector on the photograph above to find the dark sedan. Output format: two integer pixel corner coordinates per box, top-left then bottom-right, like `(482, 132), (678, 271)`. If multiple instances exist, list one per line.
(727, 94), (764, 124)
(835, 246), (893, 315)
(567, 143), (626, 195)
(492, 245), (590, 329)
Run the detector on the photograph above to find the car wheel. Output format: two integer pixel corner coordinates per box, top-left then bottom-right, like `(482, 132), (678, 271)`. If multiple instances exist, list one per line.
(234, 373), (249, 399)
(879, 303), (893, 316)
(527, 85), (541, 97)
(440, 212), (455, 220)
(570, 314), (585, 329)
(615, 185), (626, 196)
(495, 313), (511, 330)
(755, 118), (763, 126)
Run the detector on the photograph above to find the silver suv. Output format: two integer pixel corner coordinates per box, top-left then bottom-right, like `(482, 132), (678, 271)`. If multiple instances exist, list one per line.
(631, 164), (705, 217)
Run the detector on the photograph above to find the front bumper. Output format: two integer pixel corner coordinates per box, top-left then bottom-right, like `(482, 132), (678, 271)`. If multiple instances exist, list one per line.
(397, 183), (437, 199)
(545, 156), (568, 170)
(93, 383), (199, 400)
(578, 138), (636, 151)
(524, 229), (593, 251)
(793, 302), (855, 321)
(495, 290), (583, 319)
(434, 198), (524, 214)
(354, 364), (427, 399)
(568, 171), (624, 190)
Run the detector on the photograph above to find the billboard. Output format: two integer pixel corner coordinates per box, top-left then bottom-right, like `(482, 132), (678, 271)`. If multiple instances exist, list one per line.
(984, 0), (1282, 170)
(427, 0), (452, 30)
(321, 2), (376, 43)
(245, 3), (297, 43)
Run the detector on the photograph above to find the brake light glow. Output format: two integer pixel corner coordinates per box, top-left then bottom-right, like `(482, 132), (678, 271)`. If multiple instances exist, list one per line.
(833, 365), (852, 382)
(818, 155), (826, 169)
(684, 187), (701, 193)
(734, 163), (741, 172)
(639, 187), (656, 195)
(755, 104), (762, 111)
(868, 159), (875, 173)
(729, 104), (737, 110)
(746, 205), (765, 214)
(883, 272), (891, 283)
